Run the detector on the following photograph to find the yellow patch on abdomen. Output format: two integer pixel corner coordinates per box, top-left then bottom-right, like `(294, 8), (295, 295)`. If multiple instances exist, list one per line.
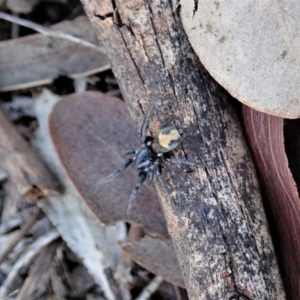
(158, 129), (181, 148)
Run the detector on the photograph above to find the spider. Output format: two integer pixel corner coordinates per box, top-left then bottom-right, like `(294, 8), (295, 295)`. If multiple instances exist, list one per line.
(104, 105), (197, 214)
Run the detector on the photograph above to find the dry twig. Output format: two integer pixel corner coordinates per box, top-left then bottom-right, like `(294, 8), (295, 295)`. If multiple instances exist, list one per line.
(135, 276), (164, 300)
(0, 213), (22, 235)
(16, 241), (58, 300)
(0, 11), (101, 51)
(0, 229), (59, 298)
(0, 207), (41, 265)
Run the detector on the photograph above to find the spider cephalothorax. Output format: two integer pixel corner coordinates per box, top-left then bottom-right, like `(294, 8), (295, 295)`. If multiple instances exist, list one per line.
(106, 124), (196, 213)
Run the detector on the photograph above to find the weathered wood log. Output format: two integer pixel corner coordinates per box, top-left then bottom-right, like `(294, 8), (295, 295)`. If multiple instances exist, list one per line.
(81, 1), (286, 299)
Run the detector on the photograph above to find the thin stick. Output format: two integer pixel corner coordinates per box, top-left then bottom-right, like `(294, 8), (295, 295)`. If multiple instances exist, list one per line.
(0, 213), (22, 235)
(135, 276), (164, 300)
(0, 11), (101, 51)
(0, 229), (60, 299)
(0, 289), (19, 300)
(138, 102), (155, 142)
(0, 207), (41, 265)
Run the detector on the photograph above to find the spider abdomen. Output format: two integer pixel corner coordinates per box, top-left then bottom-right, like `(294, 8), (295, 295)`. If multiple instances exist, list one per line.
(151, 126), (183, 153)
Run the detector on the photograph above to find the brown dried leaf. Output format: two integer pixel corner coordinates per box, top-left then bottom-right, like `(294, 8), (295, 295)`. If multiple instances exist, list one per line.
(49, 91), (168, 238)
(243, 106), (300, 298)
(34, 89), (128, 299)
(119, 236), (185, 288)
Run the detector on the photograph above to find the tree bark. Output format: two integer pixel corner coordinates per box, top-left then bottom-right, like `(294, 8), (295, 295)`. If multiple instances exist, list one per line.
(81, 0), (286, 299)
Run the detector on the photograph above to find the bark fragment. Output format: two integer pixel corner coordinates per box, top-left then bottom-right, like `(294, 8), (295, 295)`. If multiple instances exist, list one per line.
(0, 108), (60, 199)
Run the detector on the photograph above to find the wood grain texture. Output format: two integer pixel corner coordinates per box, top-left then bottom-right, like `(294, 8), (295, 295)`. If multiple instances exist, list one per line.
(81, 0), (285, 298)
(243, 106), (300, 300)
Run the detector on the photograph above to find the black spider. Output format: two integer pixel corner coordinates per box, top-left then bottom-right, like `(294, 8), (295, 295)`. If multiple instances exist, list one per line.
(104, 105), (196, 213)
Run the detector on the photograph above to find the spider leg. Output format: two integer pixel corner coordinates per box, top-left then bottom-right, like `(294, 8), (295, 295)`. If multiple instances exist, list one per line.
(106, 157), (135, 180)
(127, 172), (147, 214)
(156, 163), (165, 187)
(138, 102), (155, 143)
(147, 165), (155, 183)
(166, 157), (199, 166)
(122, 148), (138, 155)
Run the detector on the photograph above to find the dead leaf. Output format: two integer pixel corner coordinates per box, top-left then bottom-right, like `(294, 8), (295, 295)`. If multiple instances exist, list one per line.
(119, 236), (185, 288)
(49, 91), (169, 238)
(243, 105), (300, 298)
(33, 89), (128, 299)
(181, 1), (300, 118)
